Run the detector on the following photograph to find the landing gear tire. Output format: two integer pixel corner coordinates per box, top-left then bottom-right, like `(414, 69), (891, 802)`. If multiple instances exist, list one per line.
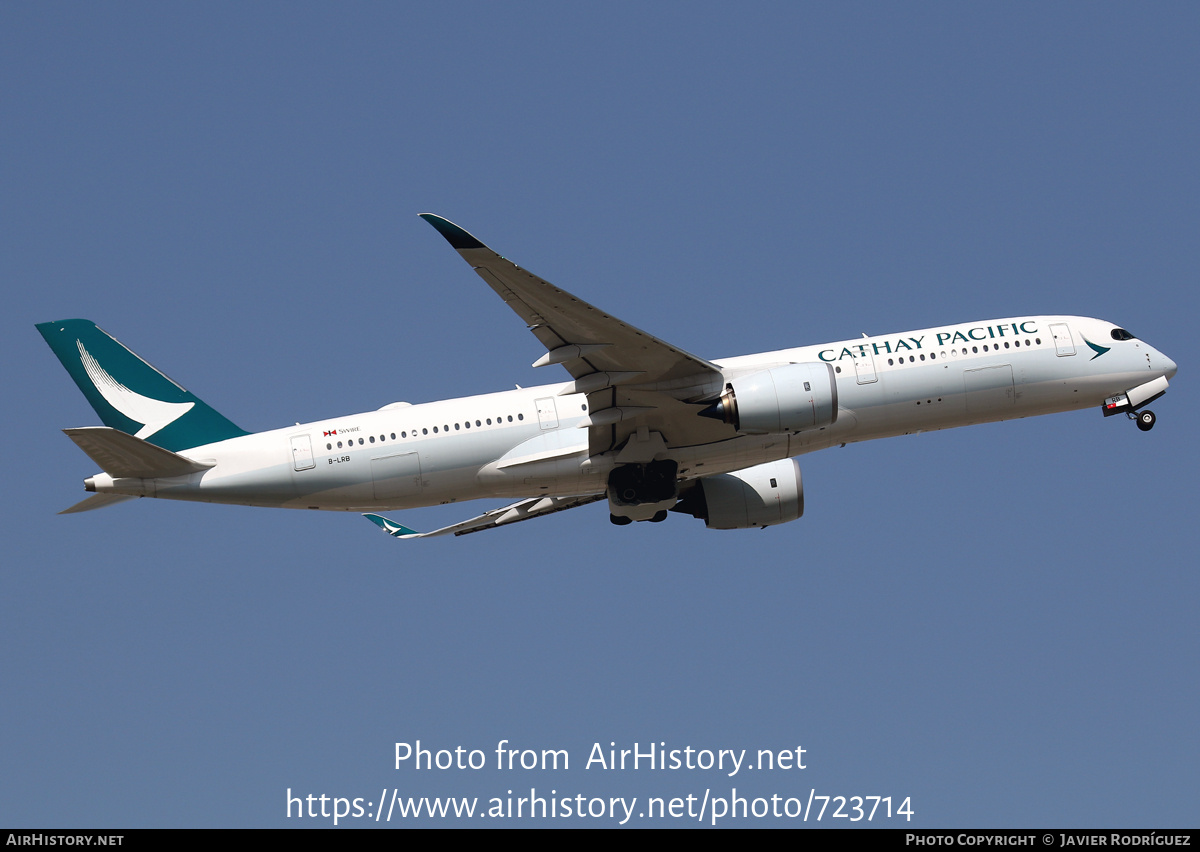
(1136, 410), (1156, 432)
(610, 514), (632, 526)
(649, 510), (668, 523)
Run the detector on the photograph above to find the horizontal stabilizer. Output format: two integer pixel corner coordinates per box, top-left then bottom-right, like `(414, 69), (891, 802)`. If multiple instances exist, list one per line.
(63, 426), (215, 479)
(364, 493), (604, 539)
(59, 493), (139, 514)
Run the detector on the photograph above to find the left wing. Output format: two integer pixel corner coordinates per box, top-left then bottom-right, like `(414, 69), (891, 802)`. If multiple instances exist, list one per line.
(419, 215), (720, 384)
(363, 494), (605, 539)
(420, 215), (734, 456)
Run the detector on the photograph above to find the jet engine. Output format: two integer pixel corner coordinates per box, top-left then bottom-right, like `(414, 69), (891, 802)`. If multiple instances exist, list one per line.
(701, 363), (838, 434)
(672, 459), (804, 530)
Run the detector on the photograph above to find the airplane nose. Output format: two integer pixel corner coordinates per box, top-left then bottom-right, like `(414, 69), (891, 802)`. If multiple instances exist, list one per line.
(1155, 349), (1178, 379)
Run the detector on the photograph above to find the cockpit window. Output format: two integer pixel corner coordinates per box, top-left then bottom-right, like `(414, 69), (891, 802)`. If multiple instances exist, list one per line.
(1111, 328), (1137, 341)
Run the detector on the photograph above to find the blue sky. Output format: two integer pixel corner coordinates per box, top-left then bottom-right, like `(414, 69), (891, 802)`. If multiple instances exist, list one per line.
(3, 3), (1197, 827)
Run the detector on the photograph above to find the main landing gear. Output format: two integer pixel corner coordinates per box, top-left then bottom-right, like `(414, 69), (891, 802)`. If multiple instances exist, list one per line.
(1134, 410), (1157, 432)
(607, 460), (679, 526)
(609, 510), (669, 525)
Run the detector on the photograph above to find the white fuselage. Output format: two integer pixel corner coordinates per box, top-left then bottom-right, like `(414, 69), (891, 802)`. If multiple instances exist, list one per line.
(84, 315), (1176, 512)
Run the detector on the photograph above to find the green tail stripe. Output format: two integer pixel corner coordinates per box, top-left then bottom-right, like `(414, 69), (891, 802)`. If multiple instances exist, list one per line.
(37, 319), (249, 452)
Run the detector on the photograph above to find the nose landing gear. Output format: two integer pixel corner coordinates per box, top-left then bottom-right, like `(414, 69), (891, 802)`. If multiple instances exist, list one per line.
(1103, 377), (1168, 432)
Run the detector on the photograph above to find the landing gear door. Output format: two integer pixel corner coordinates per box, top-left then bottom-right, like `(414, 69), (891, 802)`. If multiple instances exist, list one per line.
(1104, 375), (1169, 417)
(1102, 391), (1131, 417)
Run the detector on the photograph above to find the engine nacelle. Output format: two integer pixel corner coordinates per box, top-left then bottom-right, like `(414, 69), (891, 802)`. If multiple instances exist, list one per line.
(703, 363), (838, 434)
(672, 459), (804, 530)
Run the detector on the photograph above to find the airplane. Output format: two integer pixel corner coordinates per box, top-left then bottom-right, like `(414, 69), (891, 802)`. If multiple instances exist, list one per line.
(38, 214), (1177, 538)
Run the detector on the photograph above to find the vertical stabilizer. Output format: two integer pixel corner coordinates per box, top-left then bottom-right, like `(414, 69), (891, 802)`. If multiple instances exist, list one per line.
(37, 319), (249, 452)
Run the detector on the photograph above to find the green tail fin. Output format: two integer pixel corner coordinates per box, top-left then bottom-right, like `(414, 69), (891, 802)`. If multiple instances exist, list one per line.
(37, 319), (249, 452)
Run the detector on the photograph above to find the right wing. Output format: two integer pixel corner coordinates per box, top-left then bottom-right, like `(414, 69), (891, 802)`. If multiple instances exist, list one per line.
(363, 494), (604, 539)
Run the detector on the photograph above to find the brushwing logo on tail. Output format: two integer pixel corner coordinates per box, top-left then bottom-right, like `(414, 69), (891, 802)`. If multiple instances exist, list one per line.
(77, 341), (194, 439)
